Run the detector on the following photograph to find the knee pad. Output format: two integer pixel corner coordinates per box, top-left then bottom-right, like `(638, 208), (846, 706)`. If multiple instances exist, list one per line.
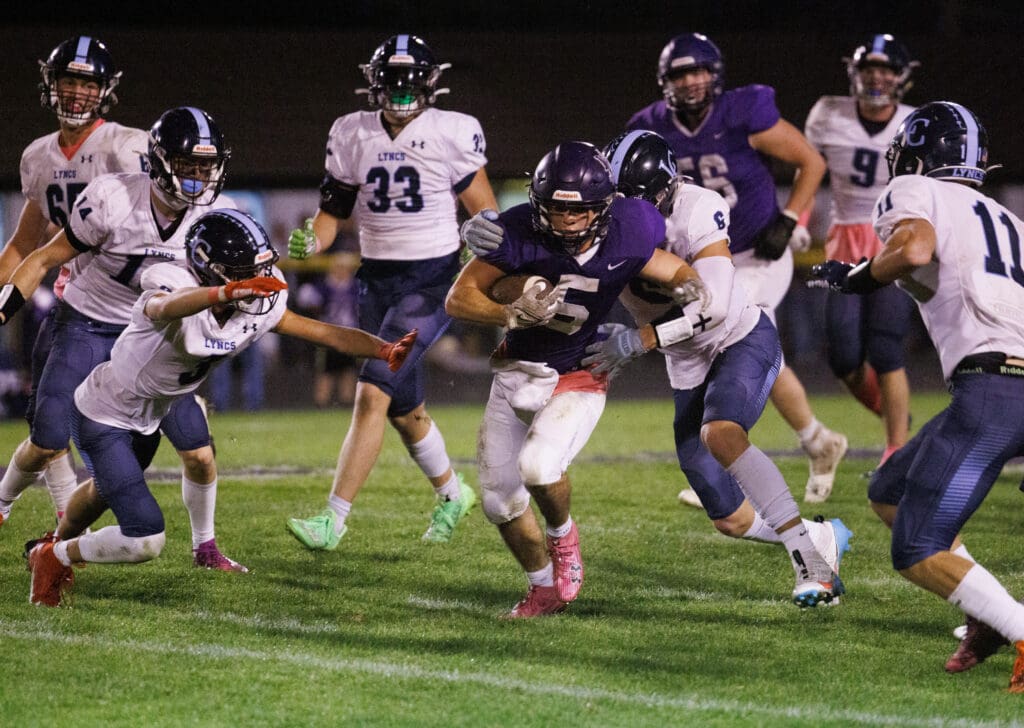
(517, 437), (563, 485)
(865, 329), (906, 374)
(479, 480), (531, 525)
(78, 526), (166, 563)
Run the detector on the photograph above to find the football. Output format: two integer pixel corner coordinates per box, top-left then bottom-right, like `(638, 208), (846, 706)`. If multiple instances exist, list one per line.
(488, 275), (555, 305)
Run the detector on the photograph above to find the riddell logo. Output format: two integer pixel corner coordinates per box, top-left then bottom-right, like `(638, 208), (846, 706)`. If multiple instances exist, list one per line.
(552, 190), (583, 201)
(191, 144), (218, 155)
(67, 61), (95, 73)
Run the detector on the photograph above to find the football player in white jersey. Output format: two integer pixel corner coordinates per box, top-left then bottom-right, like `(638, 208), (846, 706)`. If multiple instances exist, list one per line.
(811, 102), (1024, 691)
(286, 34), (498, 551)
(0, 36), (148, 528)
(23, 209), (416, 606)
(0, 107), (248, 572)
(803, 34), (919, 486)
(584, 131), (851, 608)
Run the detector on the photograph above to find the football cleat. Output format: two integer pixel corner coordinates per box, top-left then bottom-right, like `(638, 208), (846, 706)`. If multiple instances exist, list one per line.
(1010, 641), (1024, 693)
(810, 516), (853, 601)
(677, 487), (704, 509)
(27, 536), (73, 607)
(945, 616), (1009, 673)
(286, 508), (346, 551)
(792, 574), (845, 608)
(193, 538), (249, 573)
(501, 585), (567, 619)
(0, 510), (6, 530)
(953, 624), (968, 641)
(804, 428), (849, 503)
(547, 522), (584, 603)
(422, 473), (477, 543)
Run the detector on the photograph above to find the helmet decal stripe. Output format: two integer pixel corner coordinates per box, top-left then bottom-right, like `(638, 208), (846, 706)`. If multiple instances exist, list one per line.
(396, 34), (410, 55)
(871, 35), (887, 54)
(219, 209), (266, 246)
(184, 106), (212, 145)
(947, 102), (980, 165)
(74, 36), (92, 64)
(606, 130), (648, 182)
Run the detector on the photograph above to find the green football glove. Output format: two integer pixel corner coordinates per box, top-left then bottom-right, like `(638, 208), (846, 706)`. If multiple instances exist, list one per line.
(288, 218), (316, 260)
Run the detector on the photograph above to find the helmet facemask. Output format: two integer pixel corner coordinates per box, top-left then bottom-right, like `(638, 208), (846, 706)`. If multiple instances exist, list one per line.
(186, 214), (281, 315)
(530, 193), (614, 256)
(660, 67), (718, 114)
(356, 35), (450, 121)
(39, 36), (121, 128)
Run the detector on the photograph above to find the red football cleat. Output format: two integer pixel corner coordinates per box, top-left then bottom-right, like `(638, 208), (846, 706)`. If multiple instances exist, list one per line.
(502, 585), (566, 619)
(193, 538), (249, 573)
(27, 539), (74, 607)
(547, 522), (583, 603)
(945, 616), (1008, 673)
(1009, 641), (1024, 693)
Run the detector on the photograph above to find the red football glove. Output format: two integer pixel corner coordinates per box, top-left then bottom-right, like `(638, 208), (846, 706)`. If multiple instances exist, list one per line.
(378, 329), (418, 371)
(217, 276), (288, 302)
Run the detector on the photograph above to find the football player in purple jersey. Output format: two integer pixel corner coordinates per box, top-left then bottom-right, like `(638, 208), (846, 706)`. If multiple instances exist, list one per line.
(447, 141), (710, 618)
(627, 33), (848, 506)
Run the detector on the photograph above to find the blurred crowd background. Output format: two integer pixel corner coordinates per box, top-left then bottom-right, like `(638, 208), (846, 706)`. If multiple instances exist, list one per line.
(0, 1), (1020, 413)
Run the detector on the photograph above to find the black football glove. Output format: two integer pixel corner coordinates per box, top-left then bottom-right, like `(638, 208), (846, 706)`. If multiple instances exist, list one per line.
(753, 211), (798, 261)
(808, 257), (887, 295)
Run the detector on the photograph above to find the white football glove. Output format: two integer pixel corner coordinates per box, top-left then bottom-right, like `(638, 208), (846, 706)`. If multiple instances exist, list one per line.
(581, 323), (647, 378)
(461, 209), (504, 256)
(671, 278), (711, 313)
(503, 284), (561, 330)
(789, 224), (813, 253)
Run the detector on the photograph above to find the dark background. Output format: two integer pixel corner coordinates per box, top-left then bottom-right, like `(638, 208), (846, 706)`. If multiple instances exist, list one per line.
(3, 1), (1023, 188)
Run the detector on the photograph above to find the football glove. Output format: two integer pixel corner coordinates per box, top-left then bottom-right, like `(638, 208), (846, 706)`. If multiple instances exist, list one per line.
(461, 210), (504, 255)
(808, 257), (886, 295)
(503, 285), (562, 329)
(789, 224), (813, 253)
(671, 278), (711, 313)
(754, 210), (798, 260)
(216, 277), (288, 303)
(581, 323), (647, 377)
(288, 218), (316, 260)
(378, 329), (418, 372)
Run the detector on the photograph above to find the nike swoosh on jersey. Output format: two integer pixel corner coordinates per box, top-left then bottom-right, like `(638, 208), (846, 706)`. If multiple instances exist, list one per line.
(607, 260), (626, 270)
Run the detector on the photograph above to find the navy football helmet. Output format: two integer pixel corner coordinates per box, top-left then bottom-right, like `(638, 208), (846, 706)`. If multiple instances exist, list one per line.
(529, 141), (616, 255)
(845, 34), (918, 107)
(357, 34), (450, 119)
(185, 209), (281, 315)
(39, 36), (121, 127)
(886, 101), (990, 187)
(657, 33), (724, 114)
(148, 107), (230, 208)
(603, 130), (680, 215)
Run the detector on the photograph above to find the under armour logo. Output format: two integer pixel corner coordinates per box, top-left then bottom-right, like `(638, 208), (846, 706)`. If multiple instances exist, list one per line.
(243, 323), (258, 333)
(410, 140), (425, 149)
(80, 154), (93, 163)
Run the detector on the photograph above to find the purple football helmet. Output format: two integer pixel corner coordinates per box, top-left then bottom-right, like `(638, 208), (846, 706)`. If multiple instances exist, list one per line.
(657, 33), (724, 114)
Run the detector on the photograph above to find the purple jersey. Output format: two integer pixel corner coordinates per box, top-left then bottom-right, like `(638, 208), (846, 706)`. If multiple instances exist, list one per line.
(482, 198), (665, 373)
(627, 85), (781, 254)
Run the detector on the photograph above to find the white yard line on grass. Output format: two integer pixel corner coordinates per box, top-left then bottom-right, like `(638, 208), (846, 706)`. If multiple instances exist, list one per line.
(1, 620), (1017, 728)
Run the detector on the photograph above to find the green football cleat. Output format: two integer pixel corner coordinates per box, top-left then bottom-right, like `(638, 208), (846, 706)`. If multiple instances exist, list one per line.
(422, 474), (477, 543)
(286, 508), (346, 551)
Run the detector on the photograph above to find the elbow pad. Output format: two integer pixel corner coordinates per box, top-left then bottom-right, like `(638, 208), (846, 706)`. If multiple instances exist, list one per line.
(653, 255), (734, 347)
(319, 175), (358, 219)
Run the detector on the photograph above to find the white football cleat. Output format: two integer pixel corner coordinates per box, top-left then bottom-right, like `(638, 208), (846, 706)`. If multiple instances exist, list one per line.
(677, 488), (704, 509)
(803, 427), (848, 503)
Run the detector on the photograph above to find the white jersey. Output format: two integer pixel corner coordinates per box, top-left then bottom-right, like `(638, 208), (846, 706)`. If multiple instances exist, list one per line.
(74, 263), (288, 434)
(618, 183), (761, 390)
(19, 120), (149, 230)
(324, 107), (487, 260)
(805, 96), (914, 224)
(62, 173), (234, 325)
(873, 175), (1024, 380)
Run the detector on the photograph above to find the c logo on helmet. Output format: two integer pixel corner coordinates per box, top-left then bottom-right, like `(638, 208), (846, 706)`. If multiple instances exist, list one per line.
(906, 118), (930, 147)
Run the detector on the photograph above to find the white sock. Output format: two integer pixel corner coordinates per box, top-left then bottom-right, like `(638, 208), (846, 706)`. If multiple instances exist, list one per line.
(182, 475), (216, 549)
(796, 418), (822, 446)
(406, 422), (452, 479)
(53, 540), (73, 566)
(952, 543), (976, 563)
(328, 494), (351, 534)
(726, 446), (800, 530)
(43, 452), (78, 517)
(0, 455), (42, 512)
(545, 515), (573, 539)
(741, 512), (781, 543)
(433, 472), (461, 501)
(77, 525), (166, 563)
(948, 564), (1024, 643)
(526, 563), (554, 587)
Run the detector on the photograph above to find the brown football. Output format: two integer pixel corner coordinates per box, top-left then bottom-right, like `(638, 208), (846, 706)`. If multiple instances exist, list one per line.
(488, 275), (555, 304)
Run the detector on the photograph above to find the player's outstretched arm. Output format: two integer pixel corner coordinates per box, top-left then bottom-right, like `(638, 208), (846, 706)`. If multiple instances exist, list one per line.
(272, 309), (417, 371)
(145, 277), (288, 321)
(0, 199), (52, 283)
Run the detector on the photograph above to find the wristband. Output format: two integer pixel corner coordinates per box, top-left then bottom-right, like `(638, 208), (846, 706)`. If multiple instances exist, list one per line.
(781, 209), (800, 223)
(653, 315), (695, 348)
(207, 286), (227, 304)
(845, 258), (887, 295)
(0, 283), (27, 323)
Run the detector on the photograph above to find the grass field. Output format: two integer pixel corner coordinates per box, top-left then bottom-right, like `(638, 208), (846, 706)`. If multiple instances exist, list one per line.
(1, 393), (1022, 727)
